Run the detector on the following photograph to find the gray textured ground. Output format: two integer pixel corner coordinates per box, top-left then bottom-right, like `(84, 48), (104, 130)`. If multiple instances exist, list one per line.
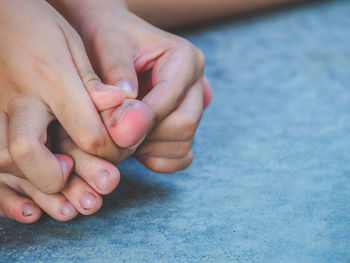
(1, 0), (350, 262)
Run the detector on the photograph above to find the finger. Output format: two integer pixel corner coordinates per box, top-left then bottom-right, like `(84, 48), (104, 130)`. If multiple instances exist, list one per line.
(146, 78), (203, 141)
(62, 175), (103, 216)
(7, 97), (73, 194)
(139, 40), (205, 127)
(63, 25), (127, 111)
(135, 151), (194, 174)
(203, 76), (212, 110)
(136, 139), (193, 159)
(45, 26), (121, 158)
(56, 129), (121, 195)
(0, 177), (42, 224)
(89, 31), (139, 99)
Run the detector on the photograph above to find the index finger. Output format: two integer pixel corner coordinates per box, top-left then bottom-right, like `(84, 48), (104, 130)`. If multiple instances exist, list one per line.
(141, 40), (205, 127)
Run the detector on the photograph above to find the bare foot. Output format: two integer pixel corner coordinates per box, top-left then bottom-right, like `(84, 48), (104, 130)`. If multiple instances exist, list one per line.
(0, 123), (122, 223)
(0, 145), (121, 223)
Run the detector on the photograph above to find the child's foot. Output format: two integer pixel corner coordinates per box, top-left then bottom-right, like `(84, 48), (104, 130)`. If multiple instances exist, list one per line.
(0, 126), (123, 223)
(101, 99), (152, 148)
(89, 84), (152, 150)
(0, 141), (121, 223)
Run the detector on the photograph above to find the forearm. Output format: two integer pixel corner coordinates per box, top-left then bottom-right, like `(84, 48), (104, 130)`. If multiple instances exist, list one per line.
(126, 0), (304, 28)
(47, 0), (127, 29)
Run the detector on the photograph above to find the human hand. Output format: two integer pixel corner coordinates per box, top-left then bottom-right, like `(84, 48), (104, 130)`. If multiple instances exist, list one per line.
(0, 0), (145, 193)
(51, 0), (212, 173)
(0, 108), (123, 223)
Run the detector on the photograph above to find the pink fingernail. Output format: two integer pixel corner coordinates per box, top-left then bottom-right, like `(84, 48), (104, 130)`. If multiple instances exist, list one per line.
(115, 79), (137, 98)
(96, 83), (124, 92)
(22, 203), (36, 217)
(80, 191), (97, 210)
(61, 202), (76, 217)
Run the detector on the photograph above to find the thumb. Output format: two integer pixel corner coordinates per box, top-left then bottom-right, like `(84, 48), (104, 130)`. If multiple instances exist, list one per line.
(93, 38), (139, 100)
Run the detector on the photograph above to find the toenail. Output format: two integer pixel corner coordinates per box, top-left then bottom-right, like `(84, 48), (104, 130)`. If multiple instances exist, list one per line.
(62, 202), (76, 217)
(115, 79), (137, 98)
(22, 203), (36, 217)
(127, 134), (147, 150)
(96, 170), (110, 191)
(109, 100), (137, 127)
(80, 191), (97, 210)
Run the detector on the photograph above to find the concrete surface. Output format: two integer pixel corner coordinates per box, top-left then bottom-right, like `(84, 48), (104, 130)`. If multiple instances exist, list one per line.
(1, 0), (350, 262)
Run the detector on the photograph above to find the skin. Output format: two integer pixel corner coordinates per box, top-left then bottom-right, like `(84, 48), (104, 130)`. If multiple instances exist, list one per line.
(1, 0), (300, 225)
(0, 84), (211, 223)
(50, 0), (208, 173)
(0, 0), (211, 223)
(126, 0), (302, 28)
(0, 0), (151, 195)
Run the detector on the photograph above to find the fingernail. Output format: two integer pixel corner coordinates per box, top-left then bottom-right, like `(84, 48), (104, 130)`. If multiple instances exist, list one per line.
(115, 79), (137, 98)
(109, 99), (137, 127)
(22, 203), (36, 217)
(96, 83), (124, 92)
(79, 191), (97, 210)
(96, 170), (110, 191)
(61, 202), (76, 217)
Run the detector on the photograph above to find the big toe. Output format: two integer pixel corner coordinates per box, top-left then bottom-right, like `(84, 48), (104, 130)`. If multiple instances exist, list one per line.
(101, 99), (152, 148)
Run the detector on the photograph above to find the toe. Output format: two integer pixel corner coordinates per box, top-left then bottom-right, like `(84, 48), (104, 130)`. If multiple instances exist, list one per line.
(61, 175), (103, 216)
(101, 99), (152, 148)
(56, 134), (120, 195)
(0, 181), (42, 224)
(15, 177), (79, 222)
(76, 156), (120, 195)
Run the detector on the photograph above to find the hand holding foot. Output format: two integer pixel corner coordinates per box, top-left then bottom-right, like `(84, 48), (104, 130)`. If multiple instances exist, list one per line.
(49, 0), (212, 173)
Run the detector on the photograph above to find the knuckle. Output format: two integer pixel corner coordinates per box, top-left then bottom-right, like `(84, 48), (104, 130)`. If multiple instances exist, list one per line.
(174, 141), (192, 157)
(103, 65), (133, 85)
(172, 37), (205, 73)
(79, 69), (100, 89)
(9, 135), (38, 161)
(175, 113), (199, 140)
(173, 37), (191, 49)
(76, 133), (105, 155)
(32, 58), (58, 84)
